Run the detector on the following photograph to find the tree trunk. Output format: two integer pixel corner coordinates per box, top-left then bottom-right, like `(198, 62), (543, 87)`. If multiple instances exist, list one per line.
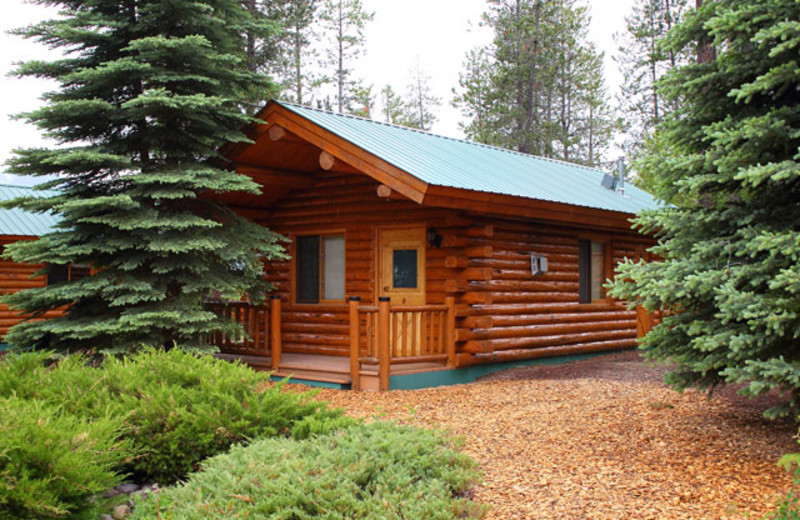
(648, 4), (660, 125)
(664, 0), (677, 68)
(696, 0), (716, 64)
(244, 0), (258, 72)
(337, 1), (344, 113)
(293, 20), (303, 104)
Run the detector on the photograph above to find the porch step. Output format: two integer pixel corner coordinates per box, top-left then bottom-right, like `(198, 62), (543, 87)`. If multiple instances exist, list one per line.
(273, 368), (351, 385)
(278, 359), (350, 374)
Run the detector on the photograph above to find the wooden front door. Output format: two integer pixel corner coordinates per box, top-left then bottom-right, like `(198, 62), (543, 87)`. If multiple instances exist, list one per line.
(379, 227), (427, 357)
(378, 227), (426, 305)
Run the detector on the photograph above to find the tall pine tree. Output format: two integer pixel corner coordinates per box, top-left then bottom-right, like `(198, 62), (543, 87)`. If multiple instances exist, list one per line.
(381, 85), (414, 126)
(404, 59), (441, 132)
(317, 0), (373, 113)
(452, 48), (500, 145)
(5, 0), (285, 352)
(379, 61), (441, 131)
(453, 0), (614, 167)
(609, 0), (800, 419)
(614, 0), (690, 160)
(270, 0), (320, 105)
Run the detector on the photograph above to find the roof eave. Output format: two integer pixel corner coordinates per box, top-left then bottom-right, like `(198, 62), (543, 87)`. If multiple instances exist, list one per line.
(421, 185), (639, 231)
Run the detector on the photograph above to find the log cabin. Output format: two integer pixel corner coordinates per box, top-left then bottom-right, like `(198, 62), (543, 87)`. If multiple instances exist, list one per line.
(211, 101), (661, 390)
(0, 184), (66, 351)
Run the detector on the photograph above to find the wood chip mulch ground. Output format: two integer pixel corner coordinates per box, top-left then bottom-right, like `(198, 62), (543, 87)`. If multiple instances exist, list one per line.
(308, 351), (797, 519)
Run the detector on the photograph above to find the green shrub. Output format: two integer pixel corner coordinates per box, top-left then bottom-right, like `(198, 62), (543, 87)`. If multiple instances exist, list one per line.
(129, 422), (484, 520)
(0, 348), (349, 484)
(0, 396), (129, 520)
(766, 454), (800, 520)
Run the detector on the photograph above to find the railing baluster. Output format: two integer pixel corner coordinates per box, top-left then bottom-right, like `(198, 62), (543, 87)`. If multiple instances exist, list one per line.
(429, 310), (434, 354)
(252, 306), (260, 353)
(438, 310), (445, 355)
(270, 296), (281, 368)
(349, 297), (360, 391)
(248, 307), (256, 350)
(411, 312), (417, 357)
(445, 296), (456, 367)
(378, 298), (390, 391)
(401, 312), (407, 358)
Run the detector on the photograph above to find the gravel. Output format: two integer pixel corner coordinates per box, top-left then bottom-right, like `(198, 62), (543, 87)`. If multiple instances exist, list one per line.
(311, 351), (796, 519)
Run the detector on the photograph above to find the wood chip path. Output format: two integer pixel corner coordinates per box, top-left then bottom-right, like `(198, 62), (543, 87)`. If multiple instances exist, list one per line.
(310, 351), (797, 519)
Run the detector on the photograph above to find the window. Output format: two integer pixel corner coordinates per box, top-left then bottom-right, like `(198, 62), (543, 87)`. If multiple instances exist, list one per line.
(46, 263), (91, 285)
(578, 239), (608, 303)
(70, 264), (91, 281)
(47, 264), (69, 286)
(392, 249), (418, 288)
(295, 234), (345, 303)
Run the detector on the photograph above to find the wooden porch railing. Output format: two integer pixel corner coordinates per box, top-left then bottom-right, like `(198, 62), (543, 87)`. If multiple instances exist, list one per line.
(206, 296), (282, 369)
(350, 296), (456, 391)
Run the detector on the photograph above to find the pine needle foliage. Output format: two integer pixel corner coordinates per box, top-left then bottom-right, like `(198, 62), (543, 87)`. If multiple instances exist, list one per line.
(0, 348), (347, 485)
(609, 0), (800, 419)
(4, 0), (286, 352)
(0, 396), (129, 520)
(128, 422), (484, 520)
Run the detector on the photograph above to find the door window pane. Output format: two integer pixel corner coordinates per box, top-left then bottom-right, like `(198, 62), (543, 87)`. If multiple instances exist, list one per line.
(590, 241), (606, 300)
(322, 236), (345, 300)
(296, 236), (319, 303)
(393, 249), (418, 288)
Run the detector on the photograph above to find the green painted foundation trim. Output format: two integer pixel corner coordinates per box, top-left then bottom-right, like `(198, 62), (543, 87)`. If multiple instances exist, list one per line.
(269, 374), (350, 390)
(387, 350), (619, 391)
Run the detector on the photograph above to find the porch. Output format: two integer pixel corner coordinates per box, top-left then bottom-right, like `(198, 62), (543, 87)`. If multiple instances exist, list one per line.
(208, 296), (457, 391)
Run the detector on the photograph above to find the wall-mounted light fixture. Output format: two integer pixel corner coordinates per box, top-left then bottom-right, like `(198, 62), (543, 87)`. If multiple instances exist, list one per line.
(427, 227), (443, 248)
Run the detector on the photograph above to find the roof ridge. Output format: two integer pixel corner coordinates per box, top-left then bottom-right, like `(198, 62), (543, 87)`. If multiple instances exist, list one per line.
(276, 101), (608, 175)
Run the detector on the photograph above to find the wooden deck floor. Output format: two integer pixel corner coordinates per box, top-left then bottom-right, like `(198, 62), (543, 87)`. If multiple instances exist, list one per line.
(214, 352), (447, 386)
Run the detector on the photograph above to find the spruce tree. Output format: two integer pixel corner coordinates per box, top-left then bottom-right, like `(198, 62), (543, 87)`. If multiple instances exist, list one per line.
(609, 0), (800, 419)
(5, 0), (286, 352)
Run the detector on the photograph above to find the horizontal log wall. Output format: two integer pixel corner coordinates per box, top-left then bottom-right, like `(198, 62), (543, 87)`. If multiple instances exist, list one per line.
(241, 169), (653, 362)
(0, 237), (62, 341)
(448, 216), (652, 365)
(254, 171), (465, 357)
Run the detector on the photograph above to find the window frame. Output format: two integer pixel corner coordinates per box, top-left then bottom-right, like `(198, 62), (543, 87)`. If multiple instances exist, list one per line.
(46, 263), (92, 286)
(577, 236), (612, 304)
(291, 230), (346, 305)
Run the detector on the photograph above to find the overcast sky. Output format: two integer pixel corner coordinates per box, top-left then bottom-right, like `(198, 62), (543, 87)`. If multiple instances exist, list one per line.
(0, 0), (633, 185)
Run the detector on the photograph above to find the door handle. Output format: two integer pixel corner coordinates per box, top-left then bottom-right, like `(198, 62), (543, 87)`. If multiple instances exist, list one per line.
(383, 286), (390, 291)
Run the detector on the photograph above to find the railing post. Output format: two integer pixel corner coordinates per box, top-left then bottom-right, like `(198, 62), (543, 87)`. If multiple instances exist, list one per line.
(378, 297), (391, 391)
(270, 295), (281, 371)
(349, 297), (361, 391)
(445, 296), (456, 367)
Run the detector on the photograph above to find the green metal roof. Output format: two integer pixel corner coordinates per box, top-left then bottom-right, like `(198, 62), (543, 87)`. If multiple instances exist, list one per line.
(0, 184), (59, 237)
(280, 102), (661, 214)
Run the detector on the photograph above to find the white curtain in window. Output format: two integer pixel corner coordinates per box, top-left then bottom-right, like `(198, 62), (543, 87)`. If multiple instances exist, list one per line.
(323, 236), (345, 300)
(591, 241), (605, 300)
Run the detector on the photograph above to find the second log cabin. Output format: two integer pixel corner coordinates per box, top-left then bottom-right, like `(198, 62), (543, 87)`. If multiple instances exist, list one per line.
(211, 101), (660, 390)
